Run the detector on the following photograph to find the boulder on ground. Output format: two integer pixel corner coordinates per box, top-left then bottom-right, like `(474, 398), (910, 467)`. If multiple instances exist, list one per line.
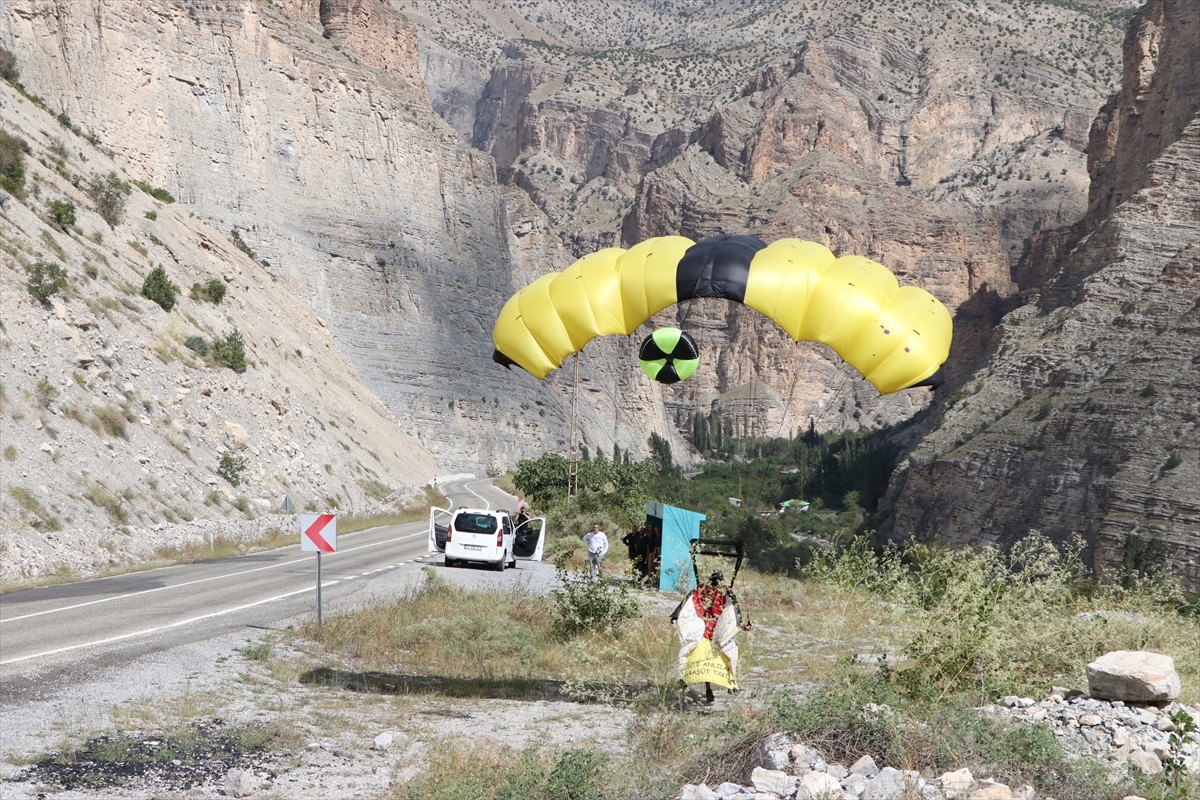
(1086, 650), (1181, 702)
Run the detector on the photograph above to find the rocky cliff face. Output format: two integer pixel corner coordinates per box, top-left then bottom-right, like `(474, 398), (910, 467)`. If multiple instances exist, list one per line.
(7, 0), (1187, 584)
(449, 1), (1124, 439)
(1, 0), (694, 479)
(8, 0), (1119, 484)
(880, 0), (1200, 592)
(0, 77), (439, 581)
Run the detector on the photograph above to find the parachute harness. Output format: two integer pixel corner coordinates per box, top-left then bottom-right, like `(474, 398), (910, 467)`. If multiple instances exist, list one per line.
(692, 584), (727, 640)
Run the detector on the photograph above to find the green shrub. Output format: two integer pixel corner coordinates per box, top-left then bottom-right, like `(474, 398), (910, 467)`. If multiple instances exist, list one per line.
(205, 279), (226, 303)
(0, 129), (28, 195)
(217, 451), (246, 486)
(92, 405), (128, 438)
(26, 260), (68, 304)
(141, 266), (178, 311)
(212, 329), (247, 373)
(0, 45), (18, 83)
(84, 483), (127, 523)
(131, 179), (175, 203)
(230, 228), (256, 260)
(183, 335), (209, 356)
(87, 171), (132, 226)
(543, 749), (607, 800)
(1164, 709), (1197, 797)
(808, 530), (1197, 703)
(48, 198), (75, 228)
(35, 377), (58, 407)
(397, 746), (607, 800)
(189, 278), (226, 304)
(549, 566), (640, 639)
(766, 670), (905, 765)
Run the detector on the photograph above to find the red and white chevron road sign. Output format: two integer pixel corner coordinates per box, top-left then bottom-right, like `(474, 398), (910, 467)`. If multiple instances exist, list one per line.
(299, 513), (337, 553)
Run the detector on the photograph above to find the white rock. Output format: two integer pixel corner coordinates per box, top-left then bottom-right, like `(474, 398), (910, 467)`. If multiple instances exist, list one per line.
(797, 771), (843, 799)
(679, 784), (719, 800)
(841, 772), (868, 797)
(1127, 749), (1163, 775)
(1086, 651), (1180, 701)
(863, 767), (911, 800)
(939, 767), (974, 798)
(372, 731), (393, 750)
(849, 755), (879, 777)
(750, 766), (793, 796)
(223, 767), (261, 797)
(967, 784), (1013, 800)
(224, 420), (251, 450)
(757, 732), (793, 771)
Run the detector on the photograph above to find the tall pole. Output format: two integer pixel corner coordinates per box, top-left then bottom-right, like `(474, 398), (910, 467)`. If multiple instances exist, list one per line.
(568, 354), (579, 502)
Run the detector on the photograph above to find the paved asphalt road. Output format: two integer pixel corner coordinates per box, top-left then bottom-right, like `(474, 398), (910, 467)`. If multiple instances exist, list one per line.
(0, 476), (549, 706)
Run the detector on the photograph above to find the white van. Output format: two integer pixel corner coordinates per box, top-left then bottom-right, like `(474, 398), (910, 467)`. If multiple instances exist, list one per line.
(427, 506), (545, 569)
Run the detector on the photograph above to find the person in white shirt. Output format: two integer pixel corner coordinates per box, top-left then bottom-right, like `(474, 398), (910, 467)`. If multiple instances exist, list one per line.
(583, 522), (609, 580)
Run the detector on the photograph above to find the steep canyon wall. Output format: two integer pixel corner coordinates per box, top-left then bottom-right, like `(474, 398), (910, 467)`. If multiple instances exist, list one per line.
(880, 0), (1200, 591)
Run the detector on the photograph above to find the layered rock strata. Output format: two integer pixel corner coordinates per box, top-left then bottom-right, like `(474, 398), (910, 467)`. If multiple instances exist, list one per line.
(880, 0), (1200, 592)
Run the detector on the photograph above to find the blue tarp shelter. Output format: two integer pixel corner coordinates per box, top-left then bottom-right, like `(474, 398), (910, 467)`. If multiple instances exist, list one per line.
(646, 501), (707, 593)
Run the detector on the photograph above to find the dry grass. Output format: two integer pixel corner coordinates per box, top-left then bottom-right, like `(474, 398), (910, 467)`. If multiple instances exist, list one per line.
(13, 518), (1199, 799)
(724, 570), (916, 686)
(303, 572), (575, 680)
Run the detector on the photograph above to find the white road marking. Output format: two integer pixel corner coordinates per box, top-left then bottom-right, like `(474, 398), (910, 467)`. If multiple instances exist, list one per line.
(463, 479), (492, 508)
(0, 580), (342, 665)
(1, 531), (425, 624)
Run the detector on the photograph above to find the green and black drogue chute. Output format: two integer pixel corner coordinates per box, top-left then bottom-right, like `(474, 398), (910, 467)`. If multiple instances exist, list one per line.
(639, 327), (700, 384)
(492, 234), (953, 395)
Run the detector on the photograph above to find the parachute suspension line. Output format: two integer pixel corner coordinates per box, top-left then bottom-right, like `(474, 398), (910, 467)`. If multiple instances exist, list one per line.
(677, 296), (695, 329)
(813, 366), (854, 429)
(567, 354), (580, 503)
(776, 369), (803, 438)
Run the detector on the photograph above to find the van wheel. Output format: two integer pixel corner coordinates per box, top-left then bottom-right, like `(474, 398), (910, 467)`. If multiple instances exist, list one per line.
(495, 553), (507, 572)
(445, 557), (457, 568)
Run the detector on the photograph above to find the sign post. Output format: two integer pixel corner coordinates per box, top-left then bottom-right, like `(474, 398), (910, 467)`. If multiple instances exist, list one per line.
(299, 513), (337, 625)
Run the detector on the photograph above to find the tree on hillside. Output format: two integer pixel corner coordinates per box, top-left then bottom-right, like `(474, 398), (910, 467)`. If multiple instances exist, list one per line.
(87, 171), (131, 226)
(648, 432), (676, 475)
(0, 46), (18, 83)
(48, 198), (75, 229)
(0, 129), (27, 196)
(25, 261), (67, 305)
(213, 329), (247, 374)
(141, 266), (179, 311)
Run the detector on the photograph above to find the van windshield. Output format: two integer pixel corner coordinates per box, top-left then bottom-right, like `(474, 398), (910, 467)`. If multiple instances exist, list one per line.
(454, 513), (498, 534)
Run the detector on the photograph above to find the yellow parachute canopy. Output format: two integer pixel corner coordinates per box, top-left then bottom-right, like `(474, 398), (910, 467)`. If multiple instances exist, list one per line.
(492, 235), (953, 395)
